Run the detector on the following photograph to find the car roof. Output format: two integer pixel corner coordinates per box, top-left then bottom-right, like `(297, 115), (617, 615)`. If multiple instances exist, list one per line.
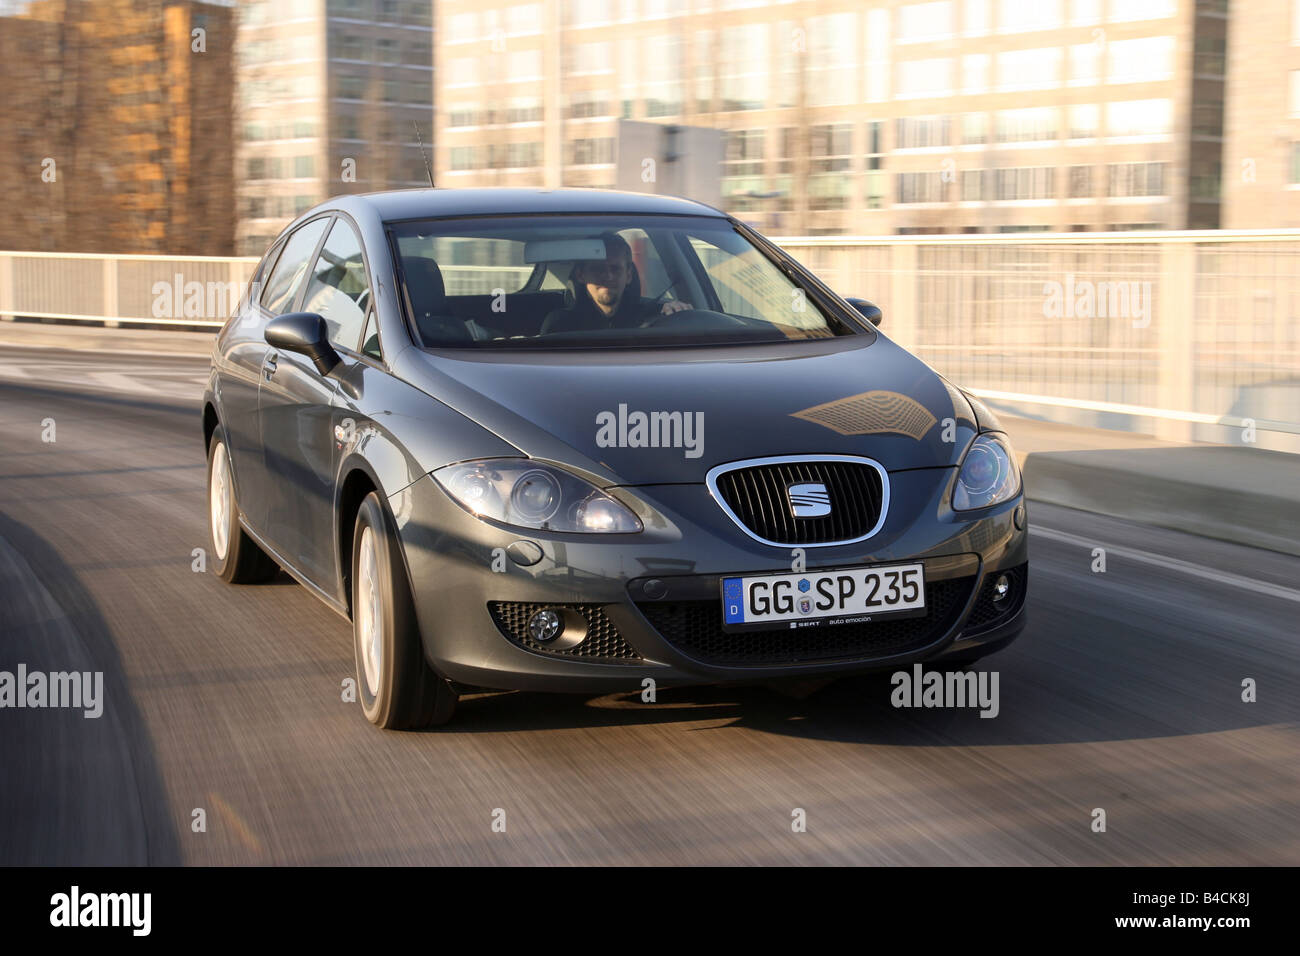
(329, 187), (728, 222)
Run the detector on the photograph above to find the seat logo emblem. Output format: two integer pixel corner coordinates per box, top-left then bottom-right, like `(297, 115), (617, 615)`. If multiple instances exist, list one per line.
(787, 483), (831, 518)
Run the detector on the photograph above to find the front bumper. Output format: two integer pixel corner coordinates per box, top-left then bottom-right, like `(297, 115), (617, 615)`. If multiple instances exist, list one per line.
(388, 466), (1028, 693)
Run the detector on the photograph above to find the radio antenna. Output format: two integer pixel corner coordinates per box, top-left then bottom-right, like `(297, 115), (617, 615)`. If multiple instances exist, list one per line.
(413, 121), (435, 188)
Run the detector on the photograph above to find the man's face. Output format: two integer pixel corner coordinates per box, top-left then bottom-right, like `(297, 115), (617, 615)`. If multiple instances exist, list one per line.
(577, 251), (630, 313)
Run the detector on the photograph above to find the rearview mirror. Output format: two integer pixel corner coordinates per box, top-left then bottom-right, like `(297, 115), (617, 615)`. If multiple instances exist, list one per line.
(845, 298), (883, 326)
(265, 312), (341, 376)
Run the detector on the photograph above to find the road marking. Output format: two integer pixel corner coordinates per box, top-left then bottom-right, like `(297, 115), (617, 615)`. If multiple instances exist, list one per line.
(1030, 525), (1300, 605)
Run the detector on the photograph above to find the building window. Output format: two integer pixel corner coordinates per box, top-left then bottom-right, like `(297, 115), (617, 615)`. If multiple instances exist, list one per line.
(897, 58), (953, 99)
(996, 47), (1061, 92)
(995, 107), (1057, 143)
(807, 14), (857, 107)
(449, 105), (478, 128)
(1110, 36), (1175, 84)
(294, 156), (314, 178)
(570, 138), (614, 165)
(963, 0), (990, 36)
(809, 174), (850, 210)
(810, 124), (853, 172)
(961, 168), (987, 200)
(505, 142), (542, 168)
(898, 1), (954, 42)
(962, 54), (989, 94)
(1108, 0), (1175, 23)
(446, 13), (477, 43)
(1068, 165), (1092, 198)
(1069, 0), (1101, 25)
(1106, 99), (1172, 138)
(567, 91), (608, 119)
(337, 35), (365, 61)
(1189, 163), (1221, 201)
(508, 50), (543, 83)
(724, 129), (765, 176)
(866, 120), (885, 165)
(1068, 43), (1099, 86)
(1193, 35), (1226, 76)
(961, 112), (988, 144)
(1068, 104), (1098, 140)
(338, 75), (364, 99)
(446, 57), (480, 88)
(1107, 162), (1166, 197)
(897, 171), (947, 203)
(994, 167), (1055, 200)
(506, 97), (542, 123)
(996, 0), (1063, 33)
(644, 34), (684, 117)
(450, 146), (476, 171)
(568, 41), (613, 75)
(896, 115), (950, 149)
(866, 170), (888, 209)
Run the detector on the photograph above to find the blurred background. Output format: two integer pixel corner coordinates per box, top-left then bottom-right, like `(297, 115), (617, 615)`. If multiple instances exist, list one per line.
(0, 0), (1297, 449)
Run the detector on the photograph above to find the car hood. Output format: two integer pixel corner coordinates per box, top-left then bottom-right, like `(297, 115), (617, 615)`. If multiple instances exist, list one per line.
(395, 333), (980, 485)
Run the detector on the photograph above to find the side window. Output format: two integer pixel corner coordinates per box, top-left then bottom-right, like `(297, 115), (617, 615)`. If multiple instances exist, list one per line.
(303, 219), (371, 351)
(359, 309), (382, 360)
(240, 239), (282, 313)
(260, 218), (329, 315)
(620, 228), (671, 300)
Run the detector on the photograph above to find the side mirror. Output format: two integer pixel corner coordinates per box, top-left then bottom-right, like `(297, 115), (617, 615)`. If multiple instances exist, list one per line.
(265, 312), (341, 376)
(845, 298), (883, 326)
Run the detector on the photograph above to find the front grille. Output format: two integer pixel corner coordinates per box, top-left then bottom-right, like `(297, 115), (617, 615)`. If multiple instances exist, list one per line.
(488, 602), (641, 661)
(960, 564), (1028, 633)
(711, 458), (885, 545)
(636, 576), (974, 666)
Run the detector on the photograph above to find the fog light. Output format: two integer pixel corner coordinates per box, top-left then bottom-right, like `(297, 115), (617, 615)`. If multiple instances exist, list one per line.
(992, 574), (1011, 603)
(528, 609), (562, 643)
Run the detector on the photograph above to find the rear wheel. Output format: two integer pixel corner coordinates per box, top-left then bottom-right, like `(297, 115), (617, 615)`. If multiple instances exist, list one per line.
(207, 429), (279, 584)
(352, 492), (456, 729)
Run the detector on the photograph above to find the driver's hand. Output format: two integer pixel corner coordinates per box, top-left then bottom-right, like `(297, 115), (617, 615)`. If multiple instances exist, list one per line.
(660, 299), (691, 315)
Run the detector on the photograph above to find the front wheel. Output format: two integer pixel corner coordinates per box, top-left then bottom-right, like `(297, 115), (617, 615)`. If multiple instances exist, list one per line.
(352, 492), (456, 729)
(207, 429), (279, 584)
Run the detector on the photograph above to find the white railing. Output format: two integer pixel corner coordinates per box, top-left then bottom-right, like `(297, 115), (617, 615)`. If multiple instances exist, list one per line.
(2, 230), (1298, 452)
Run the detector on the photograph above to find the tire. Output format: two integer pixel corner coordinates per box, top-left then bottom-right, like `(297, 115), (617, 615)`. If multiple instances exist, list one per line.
(207, 427), (279, 584)
(351, 492), (456, 729)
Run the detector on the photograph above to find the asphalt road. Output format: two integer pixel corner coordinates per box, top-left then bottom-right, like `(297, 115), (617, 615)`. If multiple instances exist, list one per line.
(1, 345), (1297, 865)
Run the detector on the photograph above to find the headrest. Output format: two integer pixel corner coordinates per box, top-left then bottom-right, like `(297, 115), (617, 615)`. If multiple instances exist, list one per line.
(403, 257), (446, 316)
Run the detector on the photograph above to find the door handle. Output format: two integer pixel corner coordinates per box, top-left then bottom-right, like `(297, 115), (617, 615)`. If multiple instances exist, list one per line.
(262, 353), (278, 380)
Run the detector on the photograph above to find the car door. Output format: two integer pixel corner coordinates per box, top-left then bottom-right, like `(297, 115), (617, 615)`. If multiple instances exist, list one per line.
(250, 215), (332, 563)
(218, 238), (283, 526)
(260, 215), (371, 589)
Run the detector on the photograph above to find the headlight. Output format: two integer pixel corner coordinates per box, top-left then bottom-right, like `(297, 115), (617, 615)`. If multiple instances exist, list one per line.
(953, 433), (1020, 511)
(433, 459), (642, 533)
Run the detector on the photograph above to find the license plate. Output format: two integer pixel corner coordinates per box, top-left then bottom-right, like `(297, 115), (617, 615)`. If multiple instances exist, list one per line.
(720, 563), (926, 633)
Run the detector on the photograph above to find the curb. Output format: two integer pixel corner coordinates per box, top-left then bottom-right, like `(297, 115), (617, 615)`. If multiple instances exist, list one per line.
(1023, 452), (1300, 558)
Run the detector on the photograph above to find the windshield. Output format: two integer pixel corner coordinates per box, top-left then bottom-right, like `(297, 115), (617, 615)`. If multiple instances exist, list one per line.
(387, 214), (865, 348)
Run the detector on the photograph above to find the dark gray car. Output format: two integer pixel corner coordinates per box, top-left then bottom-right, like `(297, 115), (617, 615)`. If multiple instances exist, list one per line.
(202, 188), (1028, 729)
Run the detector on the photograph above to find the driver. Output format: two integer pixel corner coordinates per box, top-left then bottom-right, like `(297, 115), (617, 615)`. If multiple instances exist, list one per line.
(539, 232), (690, 334)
